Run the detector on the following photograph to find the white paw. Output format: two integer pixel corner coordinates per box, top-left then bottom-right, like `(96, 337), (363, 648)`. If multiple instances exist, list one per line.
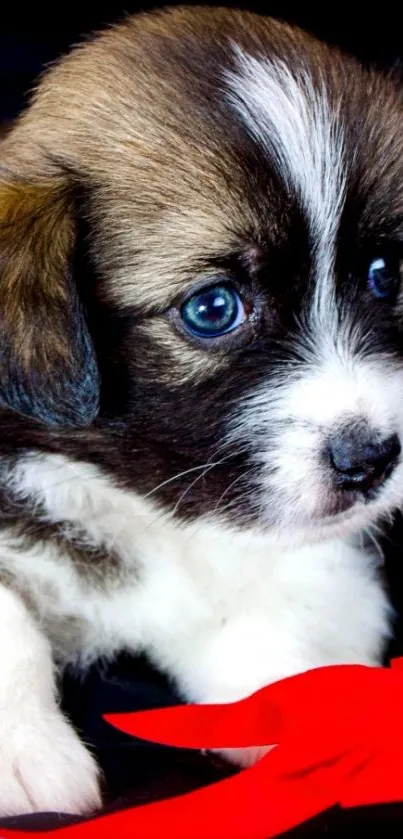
(0, 709), (102, 816)
(216, 745), (275, 767)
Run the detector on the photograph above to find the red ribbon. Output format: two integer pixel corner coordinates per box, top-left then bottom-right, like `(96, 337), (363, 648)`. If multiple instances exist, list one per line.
(2, 659), (403, 838)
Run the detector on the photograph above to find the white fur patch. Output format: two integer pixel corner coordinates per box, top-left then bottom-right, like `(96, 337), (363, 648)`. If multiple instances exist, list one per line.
(1, 453), (391, 699)
(226, 47), (346, 326)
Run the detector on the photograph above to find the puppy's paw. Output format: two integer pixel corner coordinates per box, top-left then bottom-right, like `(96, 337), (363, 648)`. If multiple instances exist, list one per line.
(216, 745), (275, 767)
(0, 709), (102, 816)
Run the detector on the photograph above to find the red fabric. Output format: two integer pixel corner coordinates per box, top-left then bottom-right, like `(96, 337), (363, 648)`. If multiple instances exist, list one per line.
(2, 660), (403, 839)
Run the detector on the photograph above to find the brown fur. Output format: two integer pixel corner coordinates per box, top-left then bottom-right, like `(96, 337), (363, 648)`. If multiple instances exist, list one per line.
(0, 182), (73, 370)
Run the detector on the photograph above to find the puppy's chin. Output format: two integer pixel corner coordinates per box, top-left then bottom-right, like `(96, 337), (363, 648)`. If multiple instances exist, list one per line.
(252, 479), (400, 548)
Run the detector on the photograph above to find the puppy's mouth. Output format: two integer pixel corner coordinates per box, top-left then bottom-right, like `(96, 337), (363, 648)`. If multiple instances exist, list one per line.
(316, 466), (399, 526)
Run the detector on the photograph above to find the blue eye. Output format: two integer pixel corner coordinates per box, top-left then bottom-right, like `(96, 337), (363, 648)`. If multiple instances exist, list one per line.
(181, 285), (246, 338)
(367, 256), (401, 301)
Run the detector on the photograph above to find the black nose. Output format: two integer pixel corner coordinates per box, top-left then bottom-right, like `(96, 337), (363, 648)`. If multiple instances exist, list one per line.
(328, 430), (401, 492)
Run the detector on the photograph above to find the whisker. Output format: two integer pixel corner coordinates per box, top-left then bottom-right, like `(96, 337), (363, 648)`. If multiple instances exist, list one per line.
(212, 469), (254, 516)
(364, 526), (385, 563)
(137, 459), (227, 538)
(170, 460), (224, 517)
(143, 460), (224, 500)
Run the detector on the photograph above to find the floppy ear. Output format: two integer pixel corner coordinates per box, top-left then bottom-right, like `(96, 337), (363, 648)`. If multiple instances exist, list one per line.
(0, 178), (100, 427)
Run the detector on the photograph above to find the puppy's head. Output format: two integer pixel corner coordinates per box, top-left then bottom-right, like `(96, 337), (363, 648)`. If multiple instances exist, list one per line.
(1, 5), (403, 544)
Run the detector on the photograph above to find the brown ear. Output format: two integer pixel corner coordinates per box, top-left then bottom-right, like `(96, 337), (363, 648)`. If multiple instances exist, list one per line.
(0, 179), (99, 427)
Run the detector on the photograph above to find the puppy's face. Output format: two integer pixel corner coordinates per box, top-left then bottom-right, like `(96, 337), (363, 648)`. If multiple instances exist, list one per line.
(1, 6), (403, 545)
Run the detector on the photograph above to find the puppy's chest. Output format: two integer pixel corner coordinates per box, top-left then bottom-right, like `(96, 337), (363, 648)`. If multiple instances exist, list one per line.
(0, 469), (248, 663)
(0, 509), (255, 665)
(0, 454), (387, 677)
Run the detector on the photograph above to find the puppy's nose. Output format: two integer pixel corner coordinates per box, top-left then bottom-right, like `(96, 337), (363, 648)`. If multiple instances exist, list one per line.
(327, 430), (401, 492)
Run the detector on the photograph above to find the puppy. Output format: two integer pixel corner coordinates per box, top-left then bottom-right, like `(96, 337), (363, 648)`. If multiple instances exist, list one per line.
(0, 4), (402, 816)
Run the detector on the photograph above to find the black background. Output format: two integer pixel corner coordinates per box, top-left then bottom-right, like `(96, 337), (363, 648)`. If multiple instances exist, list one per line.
(1, 3), (403, 123)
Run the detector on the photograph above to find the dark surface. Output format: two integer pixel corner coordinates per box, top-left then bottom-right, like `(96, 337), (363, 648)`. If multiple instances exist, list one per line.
(60, 653), (237, 808)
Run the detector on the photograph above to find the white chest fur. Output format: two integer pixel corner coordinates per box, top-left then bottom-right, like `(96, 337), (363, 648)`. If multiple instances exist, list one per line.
(0, 453), (391, 704)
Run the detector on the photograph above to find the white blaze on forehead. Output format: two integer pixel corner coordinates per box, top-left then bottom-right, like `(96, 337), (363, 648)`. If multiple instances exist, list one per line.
(226, 46), (346, 325)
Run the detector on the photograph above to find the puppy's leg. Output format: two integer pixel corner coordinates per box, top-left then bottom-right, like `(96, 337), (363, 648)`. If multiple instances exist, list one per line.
(0, 584), (101, 816)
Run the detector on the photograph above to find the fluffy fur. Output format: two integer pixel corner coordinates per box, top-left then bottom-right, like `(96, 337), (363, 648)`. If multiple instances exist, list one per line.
(0, 5), (402, 815)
